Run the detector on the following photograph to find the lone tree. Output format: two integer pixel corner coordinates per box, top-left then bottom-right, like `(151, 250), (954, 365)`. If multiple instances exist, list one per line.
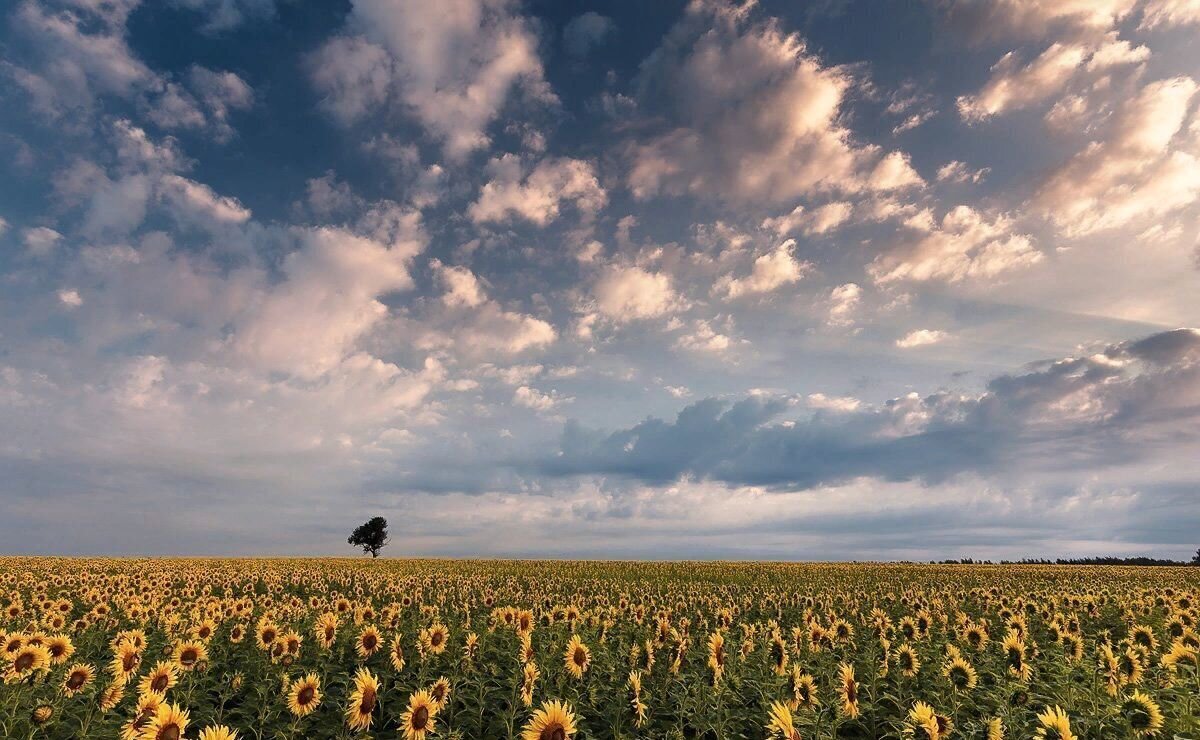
(1192, 548), (1200, 566)
(348, 517), (389, 558)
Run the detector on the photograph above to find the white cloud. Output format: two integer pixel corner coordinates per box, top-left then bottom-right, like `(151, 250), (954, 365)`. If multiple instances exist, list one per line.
(10, 0), (157, 117)
(958, 43), (1088, 121)
(22, 226), (62, 257)
(896, 329), (949, 348)
(806, 392), (861, 412)
(513, 385), (570, 412)
(869, 205), (1042, 284)
(761, 201), (854, 237)
(309, 36), (394, 125)
(57, 288), (83, 308)
(592, 265), (681, 322)
(313, 0), (552, 158)
(939, 0), (1139, 42)
(827, 283), (862, 327)
(232, 224), (423, 379)
(1037, 76), (1200, 236)
(627, 0), (921, 204)
(468, 155), (606, 226)
(936, 161), (990, 184)
(158, 174), (252, 225)
(1140, 0), (1200, 29)
(674, 319), (733, 353)
(432, 259), (487, 308)
(717, 240), (810, 298)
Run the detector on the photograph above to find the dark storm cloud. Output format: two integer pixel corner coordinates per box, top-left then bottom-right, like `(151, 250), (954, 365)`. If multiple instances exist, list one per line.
(538, 329), (1200, 489)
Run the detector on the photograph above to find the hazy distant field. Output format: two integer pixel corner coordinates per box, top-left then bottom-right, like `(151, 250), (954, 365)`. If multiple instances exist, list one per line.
(1, 558), (1197, 739)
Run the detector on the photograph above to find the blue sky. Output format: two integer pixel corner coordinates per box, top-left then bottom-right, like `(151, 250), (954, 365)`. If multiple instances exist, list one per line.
(1, 0), (1199, 559)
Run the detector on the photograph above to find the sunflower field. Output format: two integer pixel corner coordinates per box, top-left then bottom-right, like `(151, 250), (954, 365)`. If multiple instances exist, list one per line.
(1, 558), (1198, 739)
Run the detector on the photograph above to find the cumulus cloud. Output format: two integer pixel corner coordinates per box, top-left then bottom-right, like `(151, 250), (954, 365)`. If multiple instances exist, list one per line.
(626, 0), (922, 204)
(468, 155), (606, 225)
(8, 0), (156, 112)
(311, 0), (552, 158)
(231, 225), (422, 379)
(937, 0), (1139, 42)
(1036, 76), (1200, 236)
(432, 260), (487, 308)
(826, 283), (862, 327)
(22, 226), (62, 257)
(591, 265), (681, 322)
(1140, 0), (1200, 28)
(896, 329), (949, 348)
(761, 202), (854, 237)
(869, 205), (1042, 283)
(957, 37), (1148, 121)
(513, 384), (571, 412)
(540, 328), (1200, 489)
(716, 240), (810, 298)
(957, 43), (1089, 120)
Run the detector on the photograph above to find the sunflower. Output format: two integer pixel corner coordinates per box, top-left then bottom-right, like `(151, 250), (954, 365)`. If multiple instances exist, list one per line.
(197, 726), (239, 740)
(896, 644), (921, 677)
(390, 632), (407, 671)
(98, 681), (125, 712)
(706, 632), (726, 683)
(1129, 625), (1157, 653)
(1098, 644), (1121, 695)
(766, 700), (802, 740)
(904, 701), (939, 740)
(429, 675), (452, 709)
(837, 662), (860, 719)
(31, 704), (53, 725)
(1002, 632), (1031, 682)
(1121, 690), (1164, 737)
(1061, 633), (1083, 663)
(789, 668), (819, 710)
(62, 662), (95, 696)
(122, 692), (165, 740)
(962, 624), (989, 651)
(255, 621), (279, 651)
(770, 634), (789, 675)
(1161, 640), (1198, 672)
(521, 699), (578, 740)
(521, 660), (540, 707)
(172, 640), (207, 672)
(137, 701), (189, 740)
(564, 635), (591, 679)
(986, 717), (1004, 740)
(5, 643), (49, 683)
(943, 655), (977, 691)
(139, 661), (178, 697)
(314, 613), (338, 649)
(356, 625), (382, 659)
(463, 631), (479, 662)
(286, 673), (321, 717)
(400, 689), (439, 740)
(345, 668), (379, 732)
(627, 670), (647, 727)
(519, 632), (536, 664)
(1034, 706), (1074, 740)
(45, 633), (74, 664)
(109, 640), (142, 684)
(423, 623), (450, 655)
(1118, 646), (1145, 685)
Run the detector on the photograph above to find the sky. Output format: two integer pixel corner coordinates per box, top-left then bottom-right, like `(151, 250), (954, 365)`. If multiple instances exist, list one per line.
(1, 0), (1199, 560)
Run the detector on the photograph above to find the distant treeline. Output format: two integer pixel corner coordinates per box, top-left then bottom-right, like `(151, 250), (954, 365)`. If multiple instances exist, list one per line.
(929, 555), (1198, 566)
